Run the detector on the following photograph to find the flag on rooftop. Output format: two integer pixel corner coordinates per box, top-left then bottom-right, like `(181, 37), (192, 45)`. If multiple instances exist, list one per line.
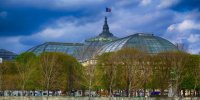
(106, 7), (111, 12)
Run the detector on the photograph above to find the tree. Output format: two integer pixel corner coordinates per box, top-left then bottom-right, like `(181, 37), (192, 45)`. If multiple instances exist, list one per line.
(96, 52), (118, 100)
(0, 61), (8, 96)
(161, 51), (190, 97)
(15, 52), (36, 99)
(150, 53), (172, 96)
(57, 52), (83, 95)
(76, 43), (100, 100)
(38, 52), (61, 100)
(82, 58), (97, 100)
(185, 54), (200, 97)
(2, 61), (18, 91)
(172, 52), (189, 97)
(114, 48), (146, 99)
(3, 61), (19, 100)
(38, 52), (82, 99)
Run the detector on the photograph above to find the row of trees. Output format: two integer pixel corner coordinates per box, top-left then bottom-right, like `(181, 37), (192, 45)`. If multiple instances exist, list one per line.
(0, 52), (83, 100)
(95, 48), (200, 99)
(0, 48), (199, 99)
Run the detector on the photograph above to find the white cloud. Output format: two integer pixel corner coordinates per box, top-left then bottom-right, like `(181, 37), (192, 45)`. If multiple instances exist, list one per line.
(164, 32), (200, 54)
(0, 36), (29, 54)
(140, 0), (151, 6)
(157, 0), (180, 9)
(167, 20), (200, 32)
(187, 34), (200, 43)
(178, 20), (200, 31)
(166, 19), (200, 54)
(19, 17), (103, 44)
(167, 24), (176, 32)
(37, 28), (66, 39)
(188, 39), (200, 54)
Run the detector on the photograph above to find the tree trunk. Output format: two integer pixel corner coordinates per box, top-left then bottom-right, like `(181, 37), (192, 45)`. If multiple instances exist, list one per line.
(33, 90), (35, 96)
(128, 81), (132, 100)
(109, 85), (112, 100)
(109, 79), (114, 100)
(46, 81), (50, 100)
(171, 83), (178, 97)
(126, 89), (128, 97)
(161, 88), (164, 97)
(82, 89), (85, 97)
(22, 83), (25, 100)
(88, 78), (92, 100)
(183, 89), (185, 97)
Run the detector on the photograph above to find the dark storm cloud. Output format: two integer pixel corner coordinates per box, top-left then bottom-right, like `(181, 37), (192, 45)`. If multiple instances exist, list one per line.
(0, 9), (102, 36)
(171, 0), (200, 12)
(0, 0), (104, 36)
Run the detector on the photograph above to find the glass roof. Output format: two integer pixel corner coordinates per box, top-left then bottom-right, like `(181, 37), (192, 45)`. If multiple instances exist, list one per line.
(97, 33), (178, 54)
(27, 33), (178, 61)
(27, 42), (84, 59)
(0, 49), (17, 61)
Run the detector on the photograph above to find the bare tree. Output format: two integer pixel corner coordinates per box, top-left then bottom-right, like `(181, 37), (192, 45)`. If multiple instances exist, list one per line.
(189, 55), (200, 97)
(38, 52), (61, 100)
(15, 52), (36, 99)
(115, 48), (145, 99)
(97, 52), (118, 100)
(0, 60), (8, 99)
(165, 52), (189, 97)
(152, 53), (172, 96)
(139, 54), (152, 97)
(175, 43), (188, 52)
(75, 42), (100, 100)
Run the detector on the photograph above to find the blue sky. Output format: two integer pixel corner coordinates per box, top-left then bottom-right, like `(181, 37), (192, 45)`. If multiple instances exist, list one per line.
(0, 0), (200, 54)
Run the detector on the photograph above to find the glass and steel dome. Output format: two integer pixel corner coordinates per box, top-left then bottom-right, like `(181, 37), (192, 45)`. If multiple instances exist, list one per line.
(97, 33), (178, 54)
(27, 17), (178, 61)
(27, 42), (84, 58)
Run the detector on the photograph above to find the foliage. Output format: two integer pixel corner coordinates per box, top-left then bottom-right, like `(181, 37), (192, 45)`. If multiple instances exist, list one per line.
(15, 52), (37, 91)
(37, 52), (83, 93)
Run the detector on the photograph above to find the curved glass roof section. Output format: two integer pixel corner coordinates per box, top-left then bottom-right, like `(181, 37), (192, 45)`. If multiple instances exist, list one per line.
(97, 33), (178, 54)
(0, 49), (17, 61)
(80, 41), (104, 61)
(27, 42), (84, 58)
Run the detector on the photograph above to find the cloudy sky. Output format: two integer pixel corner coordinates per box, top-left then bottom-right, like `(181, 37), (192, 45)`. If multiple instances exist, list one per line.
(0, 0), (200, 54)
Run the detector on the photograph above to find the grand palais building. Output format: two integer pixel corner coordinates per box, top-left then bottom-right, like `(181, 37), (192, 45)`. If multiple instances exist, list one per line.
(27, 17), (178, 62)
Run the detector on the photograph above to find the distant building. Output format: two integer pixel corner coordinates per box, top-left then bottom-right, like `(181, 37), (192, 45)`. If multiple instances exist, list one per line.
(0, 49), (17, 61)
(27, 16), (178, 61)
